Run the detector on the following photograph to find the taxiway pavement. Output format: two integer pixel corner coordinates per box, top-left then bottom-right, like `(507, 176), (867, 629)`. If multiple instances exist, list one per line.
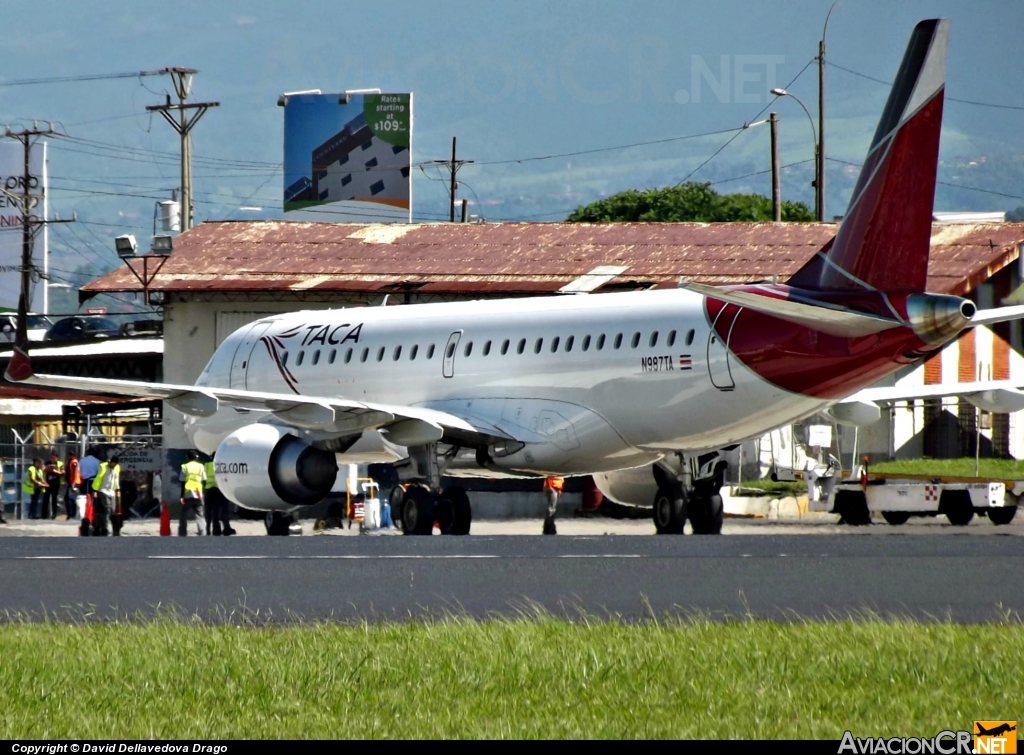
(1, 519), (1022, 622)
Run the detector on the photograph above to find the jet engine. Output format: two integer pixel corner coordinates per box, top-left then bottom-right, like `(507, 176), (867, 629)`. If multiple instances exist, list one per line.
(592, 465), (659, 507)
(214, 424), (338, 510)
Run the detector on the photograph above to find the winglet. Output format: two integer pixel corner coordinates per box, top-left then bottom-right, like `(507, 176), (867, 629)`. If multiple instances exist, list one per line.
(4, 346), (35, 383)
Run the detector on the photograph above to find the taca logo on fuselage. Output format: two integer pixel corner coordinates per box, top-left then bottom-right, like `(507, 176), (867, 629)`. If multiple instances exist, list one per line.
(259, 321), (363, 393)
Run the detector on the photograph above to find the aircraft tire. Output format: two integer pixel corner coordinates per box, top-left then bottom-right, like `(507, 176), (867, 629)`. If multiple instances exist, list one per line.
(988, 506), (1017, 526)
(834, 490), (870, 526)
(401, 485), (435, 536)
(940, 490), (974, 527)
(389, 486), (406, 530)
(442, 487), (472, 536)
(881, 511), (911, 526)
(265, 511), (291, 536)
(653, 487), (686, 534)
(690, 493), (724, 535)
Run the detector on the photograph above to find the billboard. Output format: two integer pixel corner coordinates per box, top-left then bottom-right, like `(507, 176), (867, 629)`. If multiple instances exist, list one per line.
(283, 92), (412, 223)
(0, 140), (47, 313)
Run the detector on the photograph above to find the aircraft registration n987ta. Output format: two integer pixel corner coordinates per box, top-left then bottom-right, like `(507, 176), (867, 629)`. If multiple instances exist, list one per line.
(9, 18), (1024, 535)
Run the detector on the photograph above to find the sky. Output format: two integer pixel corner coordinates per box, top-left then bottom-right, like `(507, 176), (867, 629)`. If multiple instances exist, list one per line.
(1, 0), (1022, 307)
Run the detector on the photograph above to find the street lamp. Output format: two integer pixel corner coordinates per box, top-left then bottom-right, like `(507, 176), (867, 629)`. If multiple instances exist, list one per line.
(770, 88), (822, 221)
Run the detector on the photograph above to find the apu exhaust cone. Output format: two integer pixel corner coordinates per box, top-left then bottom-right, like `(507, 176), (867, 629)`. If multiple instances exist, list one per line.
(906, 294), (976, 344)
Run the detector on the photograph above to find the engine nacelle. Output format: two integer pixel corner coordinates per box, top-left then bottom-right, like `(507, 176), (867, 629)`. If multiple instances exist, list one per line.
(215, 424), (338, 511)
(592, 466), (659, 508)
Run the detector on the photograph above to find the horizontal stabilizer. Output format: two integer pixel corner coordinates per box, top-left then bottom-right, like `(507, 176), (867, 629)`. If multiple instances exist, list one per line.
(969, 305), (1024, 327)
(682, 282), (901, 338)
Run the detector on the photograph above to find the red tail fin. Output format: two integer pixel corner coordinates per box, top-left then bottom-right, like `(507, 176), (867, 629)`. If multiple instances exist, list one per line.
(789, 19), (949, 293)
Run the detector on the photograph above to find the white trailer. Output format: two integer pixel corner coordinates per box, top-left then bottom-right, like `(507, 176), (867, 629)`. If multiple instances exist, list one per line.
(811, 474), (1020, 526)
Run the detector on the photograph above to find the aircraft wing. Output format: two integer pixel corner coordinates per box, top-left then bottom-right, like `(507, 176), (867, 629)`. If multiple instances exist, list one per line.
(680, 282), (901, 338)
(3, 348), (514, 443)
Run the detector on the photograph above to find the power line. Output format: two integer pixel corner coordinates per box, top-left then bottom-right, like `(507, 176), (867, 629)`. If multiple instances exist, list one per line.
(0, 69), (165, 88)
(469, 125), (749, 166)
(827, 61), (1024, 112)
(826, 156), (1024, 201)
(678, 57), (816, 185)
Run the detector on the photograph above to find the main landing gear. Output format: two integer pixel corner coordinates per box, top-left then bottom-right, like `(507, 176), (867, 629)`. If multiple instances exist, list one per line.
(652, 453), (726, 535)
(390, 484), (472, 536)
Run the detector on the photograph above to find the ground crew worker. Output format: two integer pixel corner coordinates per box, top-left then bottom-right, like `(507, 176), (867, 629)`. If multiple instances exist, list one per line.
(79, 448), (101, 515)
(90, 456), (121, 537)
(65, 452), (82, 520)
(542, 476), (564, 535)
(179, 450), (206, 536)
(23, 458), (47, 520)
(44, 452), (64, 519)
(203, 455), (233, 536)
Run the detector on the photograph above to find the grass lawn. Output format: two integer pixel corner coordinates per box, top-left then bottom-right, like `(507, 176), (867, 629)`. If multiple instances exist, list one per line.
(870, 458), (1024, 480)
(1, 618), (1021, 739)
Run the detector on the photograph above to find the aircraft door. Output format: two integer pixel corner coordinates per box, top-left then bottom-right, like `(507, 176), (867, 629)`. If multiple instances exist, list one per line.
(707, 306), (741, 391)
(229, 322), (273, 389)
(442, 330), (462, 378)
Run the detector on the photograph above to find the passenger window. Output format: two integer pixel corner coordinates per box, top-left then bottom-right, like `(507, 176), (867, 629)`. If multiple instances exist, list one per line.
(517, 339), (526, 354)
(565, 335), (574, 352)
(614, 334), (623, 349)
(345, 348), (353, 364)
(464, 341), (473, 357)
(360, 347), (369, 363)
(296, 351), (305, 366)
(282, 352), (289, 366)
(649, 332), (658, 348)
(483, 340), (491, 356)
(582, 335), (591, 351)
(410, 345), (418, 360)
(501, 339), (510, 355)
(685, 329), (695, 346)
(631, 332), (640, 349)
(667, 330), (677, 347)
(376, 347), (385, 362)
(312, 350), (320, 366)
(550, 336), (560, 353)
(427, 344), (435, 359)
(446, 342), (456, 359)
(328, 349), (337, 364)
(534, 338), (543, 354)
(597, 334), (606, 350)
(393, 345), (402, 361)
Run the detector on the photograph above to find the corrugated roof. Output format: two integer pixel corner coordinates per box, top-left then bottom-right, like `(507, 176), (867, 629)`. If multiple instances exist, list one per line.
(81, 220), (1024, 297)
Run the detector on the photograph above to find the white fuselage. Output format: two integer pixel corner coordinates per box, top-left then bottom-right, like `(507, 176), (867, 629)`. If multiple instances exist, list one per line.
(188, 290), (828, 476)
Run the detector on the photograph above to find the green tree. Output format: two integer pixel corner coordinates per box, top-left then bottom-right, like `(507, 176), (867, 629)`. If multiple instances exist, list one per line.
(1007, 204), (1024, 222)
(566, 182), (814, 223)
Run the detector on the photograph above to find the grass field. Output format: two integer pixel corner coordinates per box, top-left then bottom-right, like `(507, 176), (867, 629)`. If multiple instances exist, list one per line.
(871, 458), (1024, 480)
(1, 618), (1021, 739)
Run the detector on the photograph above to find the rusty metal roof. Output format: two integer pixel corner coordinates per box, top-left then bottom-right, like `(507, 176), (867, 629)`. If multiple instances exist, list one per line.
(81, 220), (1024, 298)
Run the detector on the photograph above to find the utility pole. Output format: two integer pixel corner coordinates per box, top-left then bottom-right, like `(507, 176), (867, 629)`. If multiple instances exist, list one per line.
(818, 0), (839, 222)
(2, 124), (75, 349)
(146, 68), (219, 231)
(425, 137), (475, 222)
(769, 113), (781, 222)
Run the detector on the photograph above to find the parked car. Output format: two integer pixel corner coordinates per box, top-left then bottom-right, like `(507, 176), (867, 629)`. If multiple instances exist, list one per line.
(0, 314), (54, 343)
(43, 316), (122, 342)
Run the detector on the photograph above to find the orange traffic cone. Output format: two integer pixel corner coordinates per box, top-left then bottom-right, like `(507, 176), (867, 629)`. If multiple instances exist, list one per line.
(159, 499), (171, 536)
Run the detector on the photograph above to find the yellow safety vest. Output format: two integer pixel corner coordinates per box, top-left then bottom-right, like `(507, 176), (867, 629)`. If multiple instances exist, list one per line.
(21, 465), (43, 493)
(204, 461), (218, 489)
(91, 462), (121, 492)
(181, 460), (206, 494)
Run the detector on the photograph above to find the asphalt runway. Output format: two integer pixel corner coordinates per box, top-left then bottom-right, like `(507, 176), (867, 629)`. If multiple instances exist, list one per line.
(2, 533), (1023, 622)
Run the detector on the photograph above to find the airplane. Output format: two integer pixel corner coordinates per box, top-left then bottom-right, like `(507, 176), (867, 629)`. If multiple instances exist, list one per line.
(976, 724), (1017, 738)
(7, 18), (1024, 536)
